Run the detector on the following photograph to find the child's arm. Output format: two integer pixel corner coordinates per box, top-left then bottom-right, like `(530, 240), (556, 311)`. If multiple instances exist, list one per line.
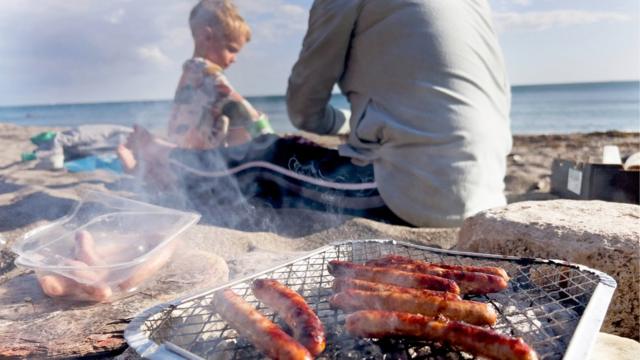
(216, 81), (260, 120)
(215, 81), (273, 146)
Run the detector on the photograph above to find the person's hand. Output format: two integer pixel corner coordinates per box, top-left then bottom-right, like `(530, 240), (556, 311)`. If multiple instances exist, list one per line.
(210, 115), (230, 146)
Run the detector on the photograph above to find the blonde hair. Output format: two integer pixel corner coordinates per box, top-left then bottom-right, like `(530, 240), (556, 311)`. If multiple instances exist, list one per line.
(190, 0), (251, 43)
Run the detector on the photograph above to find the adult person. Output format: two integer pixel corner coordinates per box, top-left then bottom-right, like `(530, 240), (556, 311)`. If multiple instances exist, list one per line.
(286, 0), (512, 227)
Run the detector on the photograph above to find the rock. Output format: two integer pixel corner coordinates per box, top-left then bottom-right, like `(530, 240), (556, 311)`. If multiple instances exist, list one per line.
(533, 177), (550, 192)
(0, 248), (229, 358)
(623, 152), (640, 171)
(509, 153), (525, 165)
(457, 200), (640, 338)
(589, 333), (640, 360)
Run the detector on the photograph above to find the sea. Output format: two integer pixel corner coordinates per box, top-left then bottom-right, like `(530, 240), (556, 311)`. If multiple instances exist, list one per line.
(1, 81), (638, 135)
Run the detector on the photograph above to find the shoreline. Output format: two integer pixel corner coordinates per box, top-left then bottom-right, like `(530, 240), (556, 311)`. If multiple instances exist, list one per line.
(0, 79), (637, 108)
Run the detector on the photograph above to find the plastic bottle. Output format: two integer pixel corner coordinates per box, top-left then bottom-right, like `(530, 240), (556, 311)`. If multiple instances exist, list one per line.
(21, 147), (65, 170)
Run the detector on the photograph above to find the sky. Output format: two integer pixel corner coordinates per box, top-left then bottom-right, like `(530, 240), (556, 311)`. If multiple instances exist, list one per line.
(0, 0), (638, 106)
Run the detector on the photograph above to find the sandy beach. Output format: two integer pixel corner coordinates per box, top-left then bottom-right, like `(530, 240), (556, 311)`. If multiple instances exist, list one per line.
(1, 123), (638, 277)
(0, 122), (638, 357)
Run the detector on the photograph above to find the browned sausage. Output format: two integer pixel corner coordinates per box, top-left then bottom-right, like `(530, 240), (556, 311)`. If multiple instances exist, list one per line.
(366, 256), (508, 294)
(329, 288), (497, 326)
(214, 289), (312, 360)
(346, 310), (538, 360)
(252, 279), (325, 356)
(370, 254), (510, 281)
(327, 260), (460, 294)
(333, 277), (461, 301)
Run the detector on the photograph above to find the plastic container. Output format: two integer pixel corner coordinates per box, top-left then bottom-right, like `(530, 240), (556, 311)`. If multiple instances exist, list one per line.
(12, 191), (200, 302)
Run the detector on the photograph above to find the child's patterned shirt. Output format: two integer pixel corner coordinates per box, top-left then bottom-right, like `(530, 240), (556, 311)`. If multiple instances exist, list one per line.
(167, 58), (231, 149)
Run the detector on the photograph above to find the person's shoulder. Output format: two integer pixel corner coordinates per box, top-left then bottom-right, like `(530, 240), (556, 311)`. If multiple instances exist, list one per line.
(204, 62), (224, 76)
(182, 58), (224, 76)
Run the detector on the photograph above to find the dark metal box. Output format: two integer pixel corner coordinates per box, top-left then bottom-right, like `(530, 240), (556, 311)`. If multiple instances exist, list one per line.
(551, 159), (639, 204)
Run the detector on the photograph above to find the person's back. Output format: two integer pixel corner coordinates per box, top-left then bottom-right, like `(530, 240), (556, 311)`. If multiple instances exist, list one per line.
(287, 0), (512, 227)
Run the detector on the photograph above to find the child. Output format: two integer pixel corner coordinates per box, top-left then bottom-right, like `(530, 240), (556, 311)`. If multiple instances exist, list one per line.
(168, 0), (272, 149)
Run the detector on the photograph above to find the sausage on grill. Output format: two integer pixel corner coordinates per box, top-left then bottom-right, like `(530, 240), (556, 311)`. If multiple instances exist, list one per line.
(252, 279), (326, 356)
(366, 256), (508, 294)
(346, 310), (538, 360)
(370, 254), (510, 281)
(333, 277), (461, 301)
(330, 288), (497, 326)
(214, 289), (312, 360)
(327, 260), (460, 294)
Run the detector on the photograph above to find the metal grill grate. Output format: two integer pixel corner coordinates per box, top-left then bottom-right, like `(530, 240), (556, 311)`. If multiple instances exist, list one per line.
(125, 240), (616, 360)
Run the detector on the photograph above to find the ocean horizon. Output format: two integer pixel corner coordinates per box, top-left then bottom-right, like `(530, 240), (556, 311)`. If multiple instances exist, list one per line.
(1, 80), (638, 135)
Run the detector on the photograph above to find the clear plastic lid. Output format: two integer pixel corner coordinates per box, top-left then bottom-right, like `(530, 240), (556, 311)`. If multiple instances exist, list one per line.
(12, 190), (200, 277)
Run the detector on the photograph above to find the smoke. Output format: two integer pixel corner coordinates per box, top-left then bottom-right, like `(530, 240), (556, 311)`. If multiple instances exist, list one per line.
(123, 129), (353, 238)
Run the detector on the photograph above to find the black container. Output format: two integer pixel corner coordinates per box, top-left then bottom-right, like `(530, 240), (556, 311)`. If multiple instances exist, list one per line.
(551, 159), (640, 204)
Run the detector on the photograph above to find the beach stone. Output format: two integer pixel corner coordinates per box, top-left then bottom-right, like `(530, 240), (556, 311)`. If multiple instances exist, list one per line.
(457, 200), (640, 338)
(588, 332), (640, 360)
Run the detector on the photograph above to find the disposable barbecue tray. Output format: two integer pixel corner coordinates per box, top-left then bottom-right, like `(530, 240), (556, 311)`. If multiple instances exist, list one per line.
(125, 239), (616, 360)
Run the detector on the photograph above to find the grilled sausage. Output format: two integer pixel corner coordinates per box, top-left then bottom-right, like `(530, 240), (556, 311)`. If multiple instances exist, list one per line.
(330, 289), (497, 326)
(371, 254), (510, 281)
(214, 289), (312, 360)
(346, 310), (538, 360)
(327, 260), (460, 294)
(366, 256), (508, 294)
(252, 279), (326, 356)
(333, 277), (461, 301)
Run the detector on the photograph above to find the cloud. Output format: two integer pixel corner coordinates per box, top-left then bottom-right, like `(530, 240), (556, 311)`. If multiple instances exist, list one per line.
(105, 8), (125, 24)
(0, 0), (310, 103)
(503, 0), (531, 6)
(493, 10), (631, 31)
(490, 0), (531, 11)
(235, 0), (308, 41)
(136, 45), (172, 67)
